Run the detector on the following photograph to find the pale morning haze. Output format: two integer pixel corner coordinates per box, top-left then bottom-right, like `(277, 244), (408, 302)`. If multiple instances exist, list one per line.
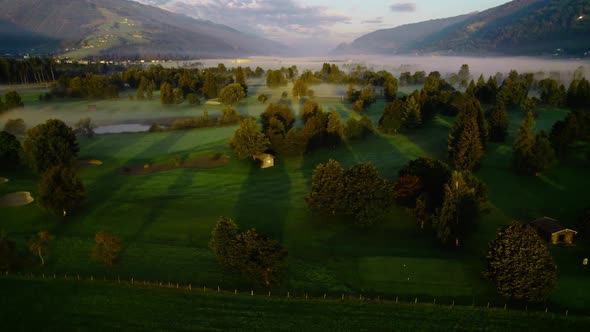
(134, 0), (512, 52)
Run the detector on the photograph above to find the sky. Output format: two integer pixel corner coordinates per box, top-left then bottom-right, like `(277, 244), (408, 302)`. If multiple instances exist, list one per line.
(134, 0), (512, 53)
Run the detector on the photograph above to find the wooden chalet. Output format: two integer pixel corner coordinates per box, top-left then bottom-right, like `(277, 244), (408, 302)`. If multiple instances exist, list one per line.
(530, 217), (577, 245)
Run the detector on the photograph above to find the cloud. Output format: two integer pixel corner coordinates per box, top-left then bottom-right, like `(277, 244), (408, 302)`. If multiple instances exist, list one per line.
(389, 2), (416, 12)
(361, 17), (384, 24)
(134, 0), (351, 44)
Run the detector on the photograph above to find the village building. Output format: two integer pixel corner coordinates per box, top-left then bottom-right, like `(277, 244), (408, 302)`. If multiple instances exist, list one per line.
(530, 217), (577, 245)
(253, 153), (275, 169)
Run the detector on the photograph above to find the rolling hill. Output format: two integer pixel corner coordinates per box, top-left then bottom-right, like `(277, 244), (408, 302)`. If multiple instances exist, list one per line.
(335, 0), (590, 56)
(332, 13), (476, 55)
(0, 0), (285, 59)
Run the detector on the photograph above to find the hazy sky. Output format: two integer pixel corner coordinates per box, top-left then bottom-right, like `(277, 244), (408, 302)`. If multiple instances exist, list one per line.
(134, 0), (511, 52)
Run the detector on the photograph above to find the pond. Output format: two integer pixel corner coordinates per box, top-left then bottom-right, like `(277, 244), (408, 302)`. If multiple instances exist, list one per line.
(94, 124), (151, 134)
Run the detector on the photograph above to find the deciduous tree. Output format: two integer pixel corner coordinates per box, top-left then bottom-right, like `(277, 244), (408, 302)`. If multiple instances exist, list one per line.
(485, 223), (556, 303)
(38, 165), (85, 216)
(93, 232), (122, 267)
(230, 118), (270, 160)
(28, 231), (53, 267)
(22, 119), (79, 173)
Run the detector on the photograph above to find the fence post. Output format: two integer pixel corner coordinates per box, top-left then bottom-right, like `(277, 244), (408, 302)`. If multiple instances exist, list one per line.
(433, 299), (436, 305)
(414, 297), (418, 304)
(176, 283), (179, 289)
(217, 286), (220, 293)
(287, 292), (290, 298)
(131, 277), (134, 285)
(234, 289), (237, 294)
(204, 286), (206, 292)
(342, 294), (344, 300)
(42, 273), (45, 279)
(452, 300), (455, 308)
(487, 302), (490, 309)
(189, 284), (192, 290)
(91, 275), (93, 281)
(306, 294), (308, 300)
(251, 290), (254, 296)
(504, 304), (507, 311)
(324, 294), (326, 300)
(545, 308), (548, 313)
(396, 296), (398, 303)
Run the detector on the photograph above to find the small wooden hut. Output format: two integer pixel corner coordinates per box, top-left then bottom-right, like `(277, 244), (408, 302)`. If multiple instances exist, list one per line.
(530, 217), (577, 245)
(253, 153), (275, 169)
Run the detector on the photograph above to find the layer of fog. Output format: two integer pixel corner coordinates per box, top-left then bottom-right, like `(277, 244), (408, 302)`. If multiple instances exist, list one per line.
(185, 55), (590, 82)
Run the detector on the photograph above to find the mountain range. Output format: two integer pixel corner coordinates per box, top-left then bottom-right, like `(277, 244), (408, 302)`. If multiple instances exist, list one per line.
(0, 0), (285, 58)
(335, 0), (590, 56)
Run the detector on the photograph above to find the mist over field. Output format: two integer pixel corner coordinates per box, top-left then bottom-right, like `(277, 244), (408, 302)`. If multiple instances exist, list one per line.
(195, 55), (590, 81)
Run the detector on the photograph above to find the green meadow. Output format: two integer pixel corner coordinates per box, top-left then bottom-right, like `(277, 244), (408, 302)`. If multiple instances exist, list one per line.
(1, 276), (588, 332)
(1, 81), (589, 314)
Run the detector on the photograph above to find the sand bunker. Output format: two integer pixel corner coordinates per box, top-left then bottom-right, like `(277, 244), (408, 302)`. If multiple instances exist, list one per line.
(78, 160), (103, 167)
(205, 100), (221, 105)
(0, 192), (34, 207)
(0, 178), (7, 184)
(120, 155), (230, 176)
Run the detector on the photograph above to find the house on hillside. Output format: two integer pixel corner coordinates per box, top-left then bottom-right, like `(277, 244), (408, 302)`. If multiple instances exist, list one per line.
(253, 153), (275, 169)
(530, 217), (577, 245)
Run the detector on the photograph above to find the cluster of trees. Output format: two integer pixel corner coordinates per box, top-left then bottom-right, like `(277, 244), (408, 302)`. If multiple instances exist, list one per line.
(346, 85), (377, 112)
(19, 119), (86, 215)
(0, 229), (122, 272)
(43, 73), (120, 100)
(306, 160), (395, 227)
(513, 112), (557, 175)
(266, 70), (288, 88)
(230, 101), (374, 160)
(394, 157), (487, 247)
(550, 111), (590, 157)
(210, 217), (287, 286)
(399, 71), (426, 86)
(0, 91), (24, 113)
(0, 57), (127, 85)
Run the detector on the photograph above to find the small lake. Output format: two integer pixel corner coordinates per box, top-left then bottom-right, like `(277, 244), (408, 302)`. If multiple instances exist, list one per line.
(95, 124), (151, 134)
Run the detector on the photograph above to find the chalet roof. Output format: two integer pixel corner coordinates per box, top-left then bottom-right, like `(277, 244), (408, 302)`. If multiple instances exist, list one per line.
(253, 153), (274, 160)
(530, 217), (570, 234)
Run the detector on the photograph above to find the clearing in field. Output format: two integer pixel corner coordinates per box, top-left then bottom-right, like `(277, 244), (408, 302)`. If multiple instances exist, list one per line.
(119, 154), (230, 175)
(0, 192), (35, 207)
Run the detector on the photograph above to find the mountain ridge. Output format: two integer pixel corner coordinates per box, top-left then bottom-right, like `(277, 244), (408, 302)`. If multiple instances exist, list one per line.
(0, 0), (286, 59)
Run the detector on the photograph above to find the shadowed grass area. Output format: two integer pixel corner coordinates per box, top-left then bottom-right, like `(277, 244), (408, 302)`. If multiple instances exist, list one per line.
(0, 276), (587, 332)
(1, 96), (589, 312)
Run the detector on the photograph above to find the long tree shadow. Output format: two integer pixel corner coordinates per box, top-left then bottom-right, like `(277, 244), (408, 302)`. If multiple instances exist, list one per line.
(234, 158), (292, 243)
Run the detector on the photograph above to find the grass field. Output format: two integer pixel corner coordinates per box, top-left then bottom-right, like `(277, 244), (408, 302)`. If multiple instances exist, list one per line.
(1, 82), (589, 314)
(0, 276), (587, 332)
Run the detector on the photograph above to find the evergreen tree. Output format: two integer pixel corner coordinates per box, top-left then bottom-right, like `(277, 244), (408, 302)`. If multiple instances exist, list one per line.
(235, 66), (248, 96)
(452, 116), (484, 171)
(435, 171), (481, 247)
(513, 111), (536, 175)
(202, 70), (218, 99)
(448, 103), (485, 171)
(384, 76), (398, 102)
(488, 101), (508, 142)
(326, 111), (345, 144)
(159, 82), (174, 105)
(485, 223), (556, 303)
(531, 130), (556, 174)
(379, 99), (403, 134)
(401, 95), (422, 128)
